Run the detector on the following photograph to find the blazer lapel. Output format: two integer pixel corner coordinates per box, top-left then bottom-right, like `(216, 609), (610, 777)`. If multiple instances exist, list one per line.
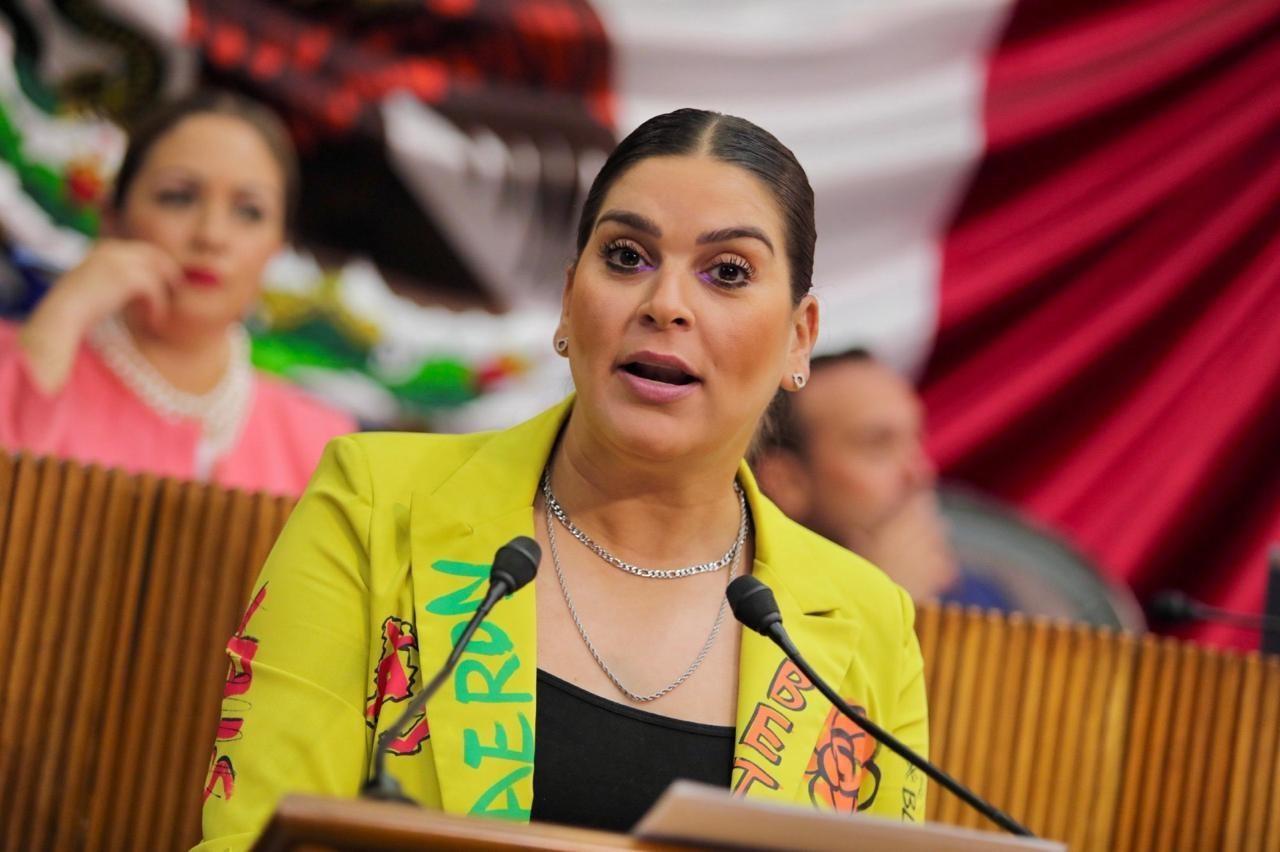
(732, 468), (863, 809)
(408, 399), (571, 820)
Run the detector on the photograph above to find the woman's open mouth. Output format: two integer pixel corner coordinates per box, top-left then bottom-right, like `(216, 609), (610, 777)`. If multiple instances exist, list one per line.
(616, 352), (702, 403)
(620, 361), (698, 386)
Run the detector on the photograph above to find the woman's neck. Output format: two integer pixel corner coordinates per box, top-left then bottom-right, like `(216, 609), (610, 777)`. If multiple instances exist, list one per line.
(549, 413), (748, 568)
(124, 315), (235, 395)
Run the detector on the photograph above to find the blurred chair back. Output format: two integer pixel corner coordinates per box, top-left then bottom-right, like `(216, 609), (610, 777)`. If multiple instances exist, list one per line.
(940, 484), (1147, 630)
(1, 453), (1278, 850)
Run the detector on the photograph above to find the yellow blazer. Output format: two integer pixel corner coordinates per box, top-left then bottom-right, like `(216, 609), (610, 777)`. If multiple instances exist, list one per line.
(196, 398), (928, 851)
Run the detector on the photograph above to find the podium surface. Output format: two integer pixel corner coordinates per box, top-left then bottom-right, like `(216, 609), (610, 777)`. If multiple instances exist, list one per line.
(254, 795), (680, 851)
(254, 787), (1064, 852)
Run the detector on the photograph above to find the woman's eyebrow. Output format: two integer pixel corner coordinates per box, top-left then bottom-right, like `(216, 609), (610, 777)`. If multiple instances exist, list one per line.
(595, 209), (662, 237)
(697, 226), (774, 255)
(594, 210), (774, 255)
(234, 184), (279, 199)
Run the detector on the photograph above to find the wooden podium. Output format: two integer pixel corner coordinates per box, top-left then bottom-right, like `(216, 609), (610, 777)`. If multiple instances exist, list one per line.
(253, 795), (678, 851)
(253, 786), (1065, 852)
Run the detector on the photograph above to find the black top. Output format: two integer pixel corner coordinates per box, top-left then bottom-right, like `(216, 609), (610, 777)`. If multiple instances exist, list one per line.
(530, 669), (735, 832)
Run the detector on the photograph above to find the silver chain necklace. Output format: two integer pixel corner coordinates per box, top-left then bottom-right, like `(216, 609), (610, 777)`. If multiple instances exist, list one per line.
(542, 472), (747, 579)
(545, 497), (745, 703)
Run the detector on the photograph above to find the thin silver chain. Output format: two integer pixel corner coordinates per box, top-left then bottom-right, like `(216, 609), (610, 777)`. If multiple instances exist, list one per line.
(542, 472), (747, 579)
(545, 500), (744, 703)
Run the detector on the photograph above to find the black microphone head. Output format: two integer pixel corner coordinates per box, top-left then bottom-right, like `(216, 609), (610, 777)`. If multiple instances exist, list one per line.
(1147, 589), (1197, 623)
(491, 536), (540, 593)
(727, 576), (783, 635)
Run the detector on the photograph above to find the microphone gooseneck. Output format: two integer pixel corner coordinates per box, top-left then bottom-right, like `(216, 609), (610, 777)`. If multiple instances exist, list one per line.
(362, 536), (541, 803)
(725, 576), (1035, 838)
(1147, 589), (1280, 634)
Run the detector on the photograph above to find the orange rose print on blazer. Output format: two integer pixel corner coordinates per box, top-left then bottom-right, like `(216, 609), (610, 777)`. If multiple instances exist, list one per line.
(805, 704), (881, 813)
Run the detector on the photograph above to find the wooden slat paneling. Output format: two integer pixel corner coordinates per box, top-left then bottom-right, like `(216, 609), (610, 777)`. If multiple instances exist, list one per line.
(101, 476), (191, 852)
(1264, 657), (1280, 851)
(0, 457), (68, 816)
(129, 481), (211, 852)
(19, 465), (111, 851)
(1046, 623), (1098, 844)
(170, 487), (257, 850)
(1221, 653), (1264, 851)
(1195, 647), (1243, 851)
(954, 611), (1004, 831)
(3, 460), (85, 851)
(50, 469), (154, 850)
(1023, 620), (1073, 836)
(922, 605), (964, 821)
(1174, 645), (1222, 852)
(935, 607), (987, 827)
(1242, 657), (1280, 852)
(1084, 628), (1134, 852)
(0, 451), (14, 544)
(152, 483), (231, 852)
(1007, 620), (1051, 827)
(1064, 626), (1113, 850)
(977, 611), (1030, 832)
(916, 598), (942, 702)
(1152, 641), (1201, 852)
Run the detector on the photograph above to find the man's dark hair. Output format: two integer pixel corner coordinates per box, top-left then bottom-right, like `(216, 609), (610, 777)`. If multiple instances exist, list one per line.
(753, 347), (875, 459)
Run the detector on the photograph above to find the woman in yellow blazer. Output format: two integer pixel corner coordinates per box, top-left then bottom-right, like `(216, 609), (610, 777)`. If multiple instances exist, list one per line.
(198, 108), (928, 850)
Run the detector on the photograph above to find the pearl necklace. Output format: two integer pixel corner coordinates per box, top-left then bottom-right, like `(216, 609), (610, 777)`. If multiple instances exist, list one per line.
(89, 314), (254, 467)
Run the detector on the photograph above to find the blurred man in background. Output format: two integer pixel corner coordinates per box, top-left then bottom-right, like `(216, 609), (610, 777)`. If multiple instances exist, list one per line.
(754, 349), (1009, 608)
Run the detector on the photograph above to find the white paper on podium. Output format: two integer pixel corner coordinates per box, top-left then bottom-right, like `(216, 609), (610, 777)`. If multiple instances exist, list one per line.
(633, 781), (1066, 852)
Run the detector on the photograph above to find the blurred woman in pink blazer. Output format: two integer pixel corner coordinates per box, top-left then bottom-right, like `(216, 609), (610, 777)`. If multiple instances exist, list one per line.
(0, 90), (353, 496)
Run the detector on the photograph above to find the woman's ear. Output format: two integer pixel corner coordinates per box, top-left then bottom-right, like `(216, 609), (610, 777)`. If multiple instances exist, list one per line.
(559, 263), (578, 327)
(784, 293), (819, 389)
(553, 263), (576, 350)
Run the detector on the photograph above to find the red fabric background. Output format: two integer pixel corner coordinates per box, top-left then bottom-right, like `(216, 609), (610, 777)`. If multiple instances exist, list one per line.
(925, 0), (1280, 648)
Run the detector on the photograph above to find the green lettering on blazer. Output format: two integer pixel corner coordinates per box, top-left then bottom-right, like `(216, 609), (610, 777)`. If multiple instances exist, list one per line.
(469, 765), (533, 821)
(450, 619), (514, 656)
(463, 712), (534, 768)
(455, 655), (533, 703)
(425, 559), (490, 615)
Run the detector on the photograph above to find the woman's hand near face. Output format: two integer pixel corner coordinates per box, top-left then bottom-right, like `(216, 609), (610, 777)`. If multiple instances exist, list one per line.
(18, 238), (181, 393)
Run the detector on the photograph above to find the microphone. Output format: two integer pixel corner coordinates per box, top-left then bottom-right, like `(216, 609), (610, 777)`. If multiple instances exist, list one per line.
(1147, 589), (1280, 634)
(726, 576), (1034, 837)
(362, 536), (541, 802)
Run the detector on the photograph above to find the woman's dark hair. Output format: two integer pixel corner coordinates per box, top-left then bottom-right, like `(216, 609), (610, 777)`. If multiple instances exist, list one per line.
(574, 108), (816, 304)
(111, 89), (299, 232)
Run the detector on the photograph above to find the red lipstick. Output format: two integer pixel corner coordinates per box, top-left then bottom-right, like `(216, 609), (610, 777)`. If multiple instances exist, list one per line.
(183, 267), (221, 287)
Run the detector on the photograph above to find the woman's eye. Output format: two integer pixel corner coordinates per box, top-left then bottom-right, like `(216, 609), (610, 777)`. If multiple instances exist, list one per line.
(155, 188), (194, 206)
(602, 242), (650, 272)
(236, 204), (265, 223)
(612, 247), (642, 267)
(717, 263), (745, 283)
(704, 258), (753, 288)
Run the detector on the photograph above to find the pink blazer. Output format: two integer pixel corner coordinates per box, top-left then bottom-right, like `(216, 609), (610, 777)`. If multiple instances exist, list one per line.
(0, 321), (356, 496)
